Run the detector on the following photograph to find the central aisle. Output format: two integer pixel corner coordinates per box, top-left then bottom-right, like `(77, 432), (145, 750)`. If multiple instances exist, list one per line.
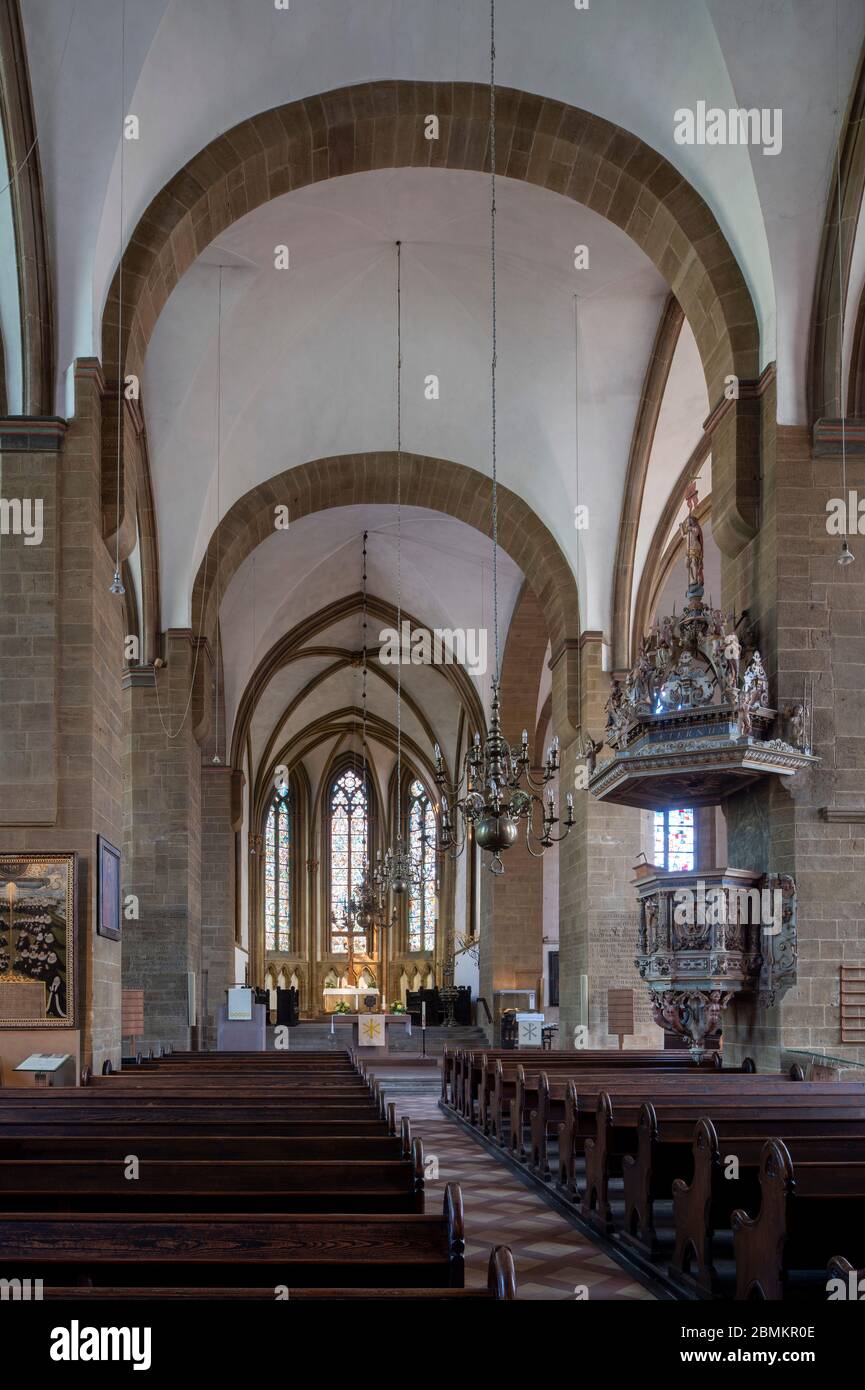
(389, 1083), (657, 1301)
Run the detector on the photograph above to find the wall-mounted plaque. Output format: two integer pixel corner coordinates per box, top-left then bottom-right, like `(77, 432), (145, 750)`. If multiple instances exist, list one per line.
(96, 835), (121, 941)
(0, 853), (76, 1027)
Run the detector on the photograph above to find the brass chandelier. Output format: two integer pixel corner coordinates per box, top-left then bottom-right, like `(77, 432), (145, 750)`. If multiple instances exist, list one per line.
(340, 531), (392, 939)
(432, 0), (573, 874)
(376, 239), (419, 903)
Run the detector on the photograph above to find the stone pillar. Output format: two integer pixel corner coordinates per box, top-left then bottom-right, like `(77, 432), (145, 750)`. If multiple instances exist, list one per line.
(200, 764), (240, 1047)
(122, 633), (205, 1052)
(0, 367), (125, 1072)
(475, 586), (549, 1039)
(722, 392), (865, 1071)
(557, 633), (658, 1049)
(0, 419), (59, 823)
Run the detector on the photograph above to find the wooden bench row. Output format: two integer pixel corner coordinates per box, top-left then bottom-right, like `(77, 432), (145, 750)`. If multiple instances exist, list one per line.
(0, 1053), (517, 1300)
(35, 1242), (517, 1300)
(0, 1189), (468, 1289)
(441, 1046), (728, 1120)
(442, 1048), (865, 1299)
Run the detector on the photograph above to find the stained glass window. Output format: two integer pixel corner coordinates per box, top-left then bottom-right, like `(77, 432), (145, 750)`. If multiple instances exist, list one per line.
(265, 783), (292, 950)
(329, 768), (369, 954)
(653, 807), (694, 872)
(408, 778), (437, 952)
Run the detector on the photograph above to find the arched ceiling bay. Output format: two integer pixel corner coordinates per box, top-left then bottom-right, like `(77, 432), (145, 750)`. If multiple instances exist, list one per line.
(223, 505), (523, 780)
(145, 168), (667, 637)
(22, 0), (865, 422)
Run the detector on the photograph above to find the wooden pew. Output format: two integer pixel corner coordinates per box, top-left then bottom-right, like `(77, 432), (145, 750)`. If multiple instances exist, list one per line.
(459, 1047), (721, 1125)
(148, 1051), (353, 1064)
(827, 1255), (865, 1302)
(40, 1246), (518, 1301)
(2, 1092), (381, 1112)
(485, 1057), (725, 1151)
(555, 1077), (865, 1194)
(0, 1132), (412, 1163)
(0, 1142), (427, 1215)
(584, 1089), (865, 1236)
(732, 1140), (865, 1300)
(0, 1183), (468, 1289)
(86, 1075), (370, 1091)
(0, 1053), (522, 1300)
(622, 1102), (865, 1263)
(670, 1118), (865, 1294)
(0, 1108), (399, 1136)
(442, 1048), (456, 1105)
(505, 1062), (762, 1164)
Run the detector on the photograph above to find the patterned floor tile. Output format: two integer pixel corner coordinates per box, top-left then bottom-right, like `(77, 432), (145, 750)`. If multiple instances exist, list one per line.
(391, 1091), (659, 1302)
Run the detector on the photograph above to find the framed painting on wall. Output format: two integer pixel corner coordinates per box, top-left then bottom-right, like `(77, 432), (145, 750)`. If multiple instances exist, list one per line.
(97, 835), (121, 942)
(0, 853), (77, 1027)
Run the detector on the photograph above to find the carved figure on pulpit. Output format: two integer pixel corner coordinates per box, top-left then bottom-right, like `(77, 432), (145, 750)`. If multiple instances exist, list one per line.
(784, 703), (807, 752)
(644, 894), (660, 952)
(605, 678), (627, 745)
(736, 685), (756, 739)
(652, 991), (688, 1038)
(581, 732), (602, 775)
(743, 650), (769, 708)
(632, 650), (653, 709)
(722, 631), (741, 698)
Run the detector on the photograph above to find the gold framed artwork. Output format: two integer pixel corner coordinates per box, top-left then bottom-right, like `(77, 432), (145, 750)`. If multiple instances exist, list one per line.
(0, 853), (77, 1027)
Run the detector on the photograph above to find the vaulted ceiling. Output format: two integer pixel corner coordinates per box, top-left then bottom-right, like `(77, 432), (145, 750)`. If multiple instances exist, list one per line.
(17, 0), (865, 778)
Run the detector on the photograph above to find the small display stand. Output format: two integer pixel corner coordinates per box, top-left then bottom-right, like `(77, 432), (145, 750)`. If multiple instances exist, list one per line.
(515, 1012), (545, 1047)
(607, 987), (635, 1049)
(217, 988), (266, 1051)
(15, 1053), (75, 1088)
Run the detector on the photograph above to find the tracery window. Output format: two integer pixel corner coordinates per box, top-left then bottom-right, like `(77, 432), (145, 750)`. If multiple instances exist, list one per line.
(408, 778), (437, 952)
(264, 783), (292, 950)
(329, 768), (369, 953)
(653, 807), (694, 872)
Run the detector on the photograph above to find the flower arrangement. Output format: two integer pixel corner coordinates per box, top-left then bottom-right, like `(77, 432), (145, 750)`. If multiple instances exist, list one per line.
(390, 1000), (407, 1014)
(332, 1000), (352, 1015)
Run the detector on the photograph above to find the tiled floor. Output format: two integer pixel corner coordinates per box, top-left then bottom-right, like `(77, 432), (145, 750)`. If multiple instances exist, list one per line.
(393, 1090), (657, 1302)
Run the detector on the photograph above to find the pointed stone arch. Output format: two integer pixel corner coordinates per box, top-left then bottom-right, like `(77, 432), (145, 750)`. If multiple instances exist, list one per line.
(0, 0), (54, 414)
(808, 34), (865, 422)
(196, 451), (582, 741)
(101, 80), (762, 570)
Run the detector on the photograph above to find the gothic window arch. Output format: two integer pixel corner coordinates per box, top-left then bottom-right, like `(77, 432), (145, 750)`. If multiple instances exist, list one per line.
(328, 766), (370, 954)
(264, 781), (293, 951)
(407, 777), (437, 952)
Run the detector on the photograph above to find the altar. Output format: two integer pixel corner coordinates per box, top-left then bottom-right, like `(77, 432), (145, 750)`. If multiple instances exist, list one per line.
(329, 1012), (412, 1052)
(323, 986), (380, 1014)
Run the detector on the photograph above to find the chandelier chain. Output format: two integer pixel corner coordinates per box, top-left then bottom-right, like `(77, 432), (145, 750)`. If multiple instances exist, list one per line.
(113, 0), (126, 584)
(431, 0), (573, 871)
(361, 529), (369, 773)
(835, 0), (848, 509)
(490, 0), (499, 682)
(396, 240), (403, 835)
(213, 266), (223, 761)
